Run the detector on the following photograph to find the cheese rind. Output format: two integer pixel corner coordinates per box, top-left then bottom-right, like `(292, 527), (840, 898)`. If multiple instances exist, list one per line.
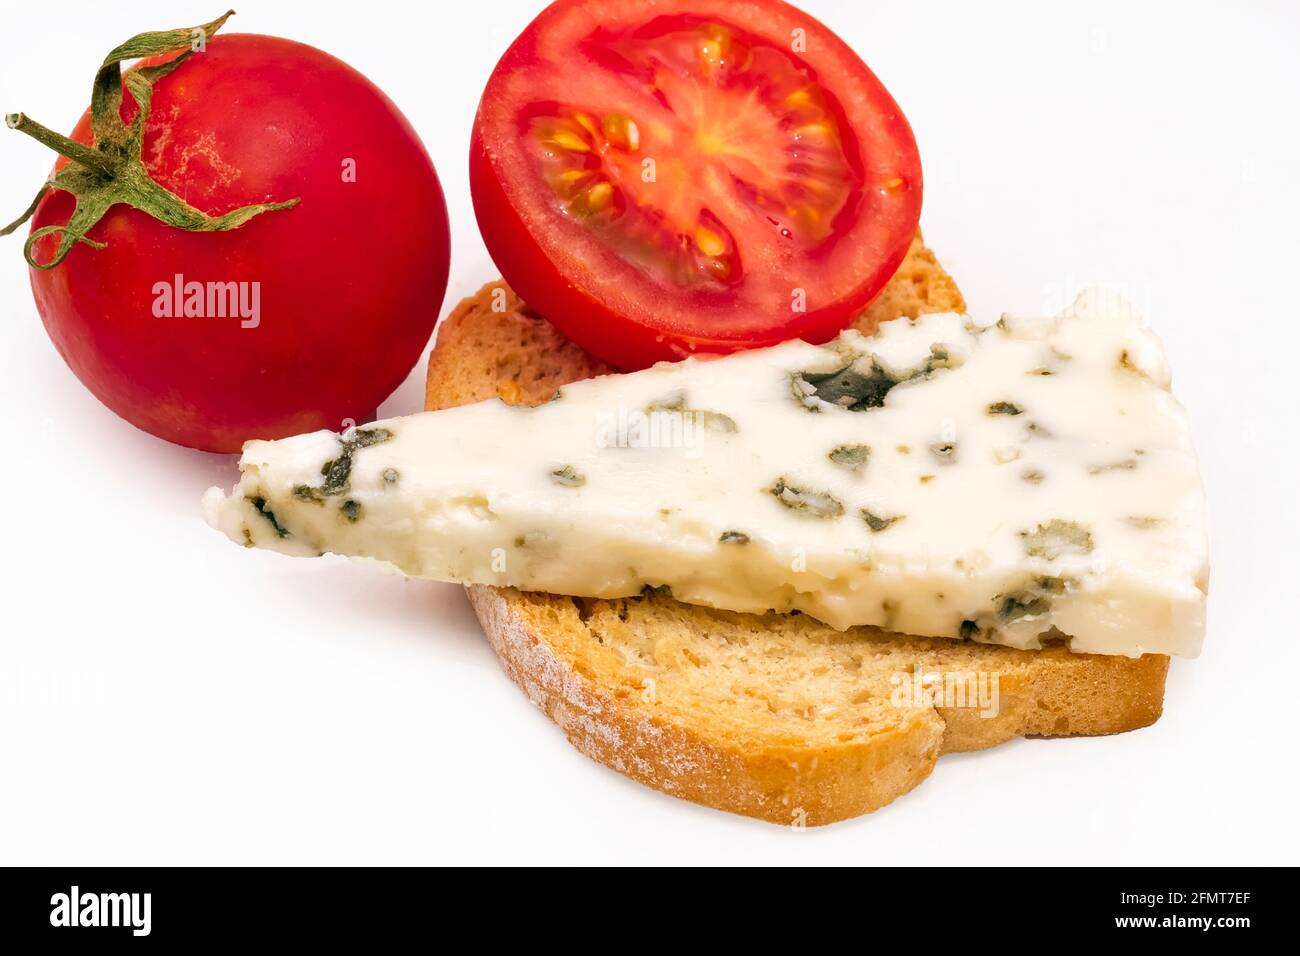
(204, 290), (1209, 658)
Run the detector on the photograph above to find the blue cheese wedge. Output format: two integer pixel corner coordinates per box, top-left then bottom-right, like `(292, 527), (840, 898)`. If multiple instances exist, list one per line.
(204, 290), (1208, 658)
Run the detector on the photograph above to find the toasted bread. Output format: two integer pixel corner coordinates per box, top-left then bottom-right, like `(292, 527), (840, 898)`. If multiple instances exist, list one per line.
(425, 235), (1170, 825)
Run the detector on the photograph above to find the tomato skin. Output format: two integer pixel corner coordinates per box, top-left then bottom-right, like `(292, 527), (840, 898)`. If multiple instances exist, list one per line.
(470, 125), (693, 369)
(470, 0), (922, 370)
(28, 34), (450, 453)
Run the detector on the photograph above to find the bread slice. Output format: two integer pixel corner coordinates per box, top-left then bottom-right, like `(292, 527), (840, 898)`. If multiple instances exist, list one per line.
(425, 234), (1170, 826)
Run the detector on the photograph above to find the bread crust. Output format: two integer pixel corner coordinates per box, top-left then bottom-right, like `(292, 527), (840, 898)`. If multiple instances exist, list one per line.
(427, 234), (1171, 825)
(469, 586), (948, 825)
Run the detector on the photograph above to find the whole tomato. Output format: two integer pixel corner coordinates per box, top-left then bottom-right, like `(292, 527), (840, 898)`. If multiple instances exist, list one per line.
(15, 25), (450, 452)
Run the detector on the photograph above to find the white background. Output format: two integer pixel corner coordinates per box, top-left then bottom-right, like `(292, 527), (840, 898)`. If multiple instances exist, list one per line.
(1, 0), (1296, 865)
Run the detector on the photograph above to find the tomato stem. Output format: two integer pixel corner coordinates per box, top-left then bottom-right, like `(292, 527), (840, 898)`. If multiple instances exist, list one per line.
(5, 113), (117, 178)
(0, 10), (300, 270)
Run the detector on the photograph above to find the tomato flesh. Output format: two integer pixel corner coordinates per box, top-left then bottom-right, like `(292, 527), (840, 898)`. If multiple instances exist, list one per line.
(472, 0), (922, 369)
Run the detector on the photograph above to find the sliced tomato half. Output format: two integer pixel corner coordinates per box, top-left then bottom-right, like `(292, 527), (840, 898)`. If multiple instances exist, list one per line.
(471, 0), (922, 369)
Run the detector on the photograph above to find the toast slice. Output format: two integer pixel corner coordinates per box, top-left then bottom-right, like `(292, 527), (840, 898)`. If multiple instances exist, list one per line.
(425, 235), (1170, 826)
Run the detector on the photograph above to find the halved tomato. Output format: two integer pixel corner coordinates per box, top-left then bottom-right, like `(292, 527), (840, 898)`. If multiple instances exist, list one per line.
(470, 0), (922, 369)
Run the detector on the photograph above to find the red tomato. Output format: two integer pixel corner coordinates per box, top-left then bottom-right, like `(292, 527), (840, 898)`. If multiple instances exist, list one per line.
(470, 0), (922, 369)
(28, 34), (450, 452)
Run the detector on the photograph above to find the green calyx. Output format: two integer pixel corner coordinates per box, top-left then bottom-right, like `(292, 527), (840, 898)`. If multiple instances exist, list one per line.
(0, 10), (299, 270)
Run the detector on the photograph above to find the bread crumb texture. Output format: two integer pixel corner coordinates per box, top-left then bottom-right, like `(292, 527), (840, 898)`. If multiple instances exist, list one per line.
(428, 233), (1169, 826)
